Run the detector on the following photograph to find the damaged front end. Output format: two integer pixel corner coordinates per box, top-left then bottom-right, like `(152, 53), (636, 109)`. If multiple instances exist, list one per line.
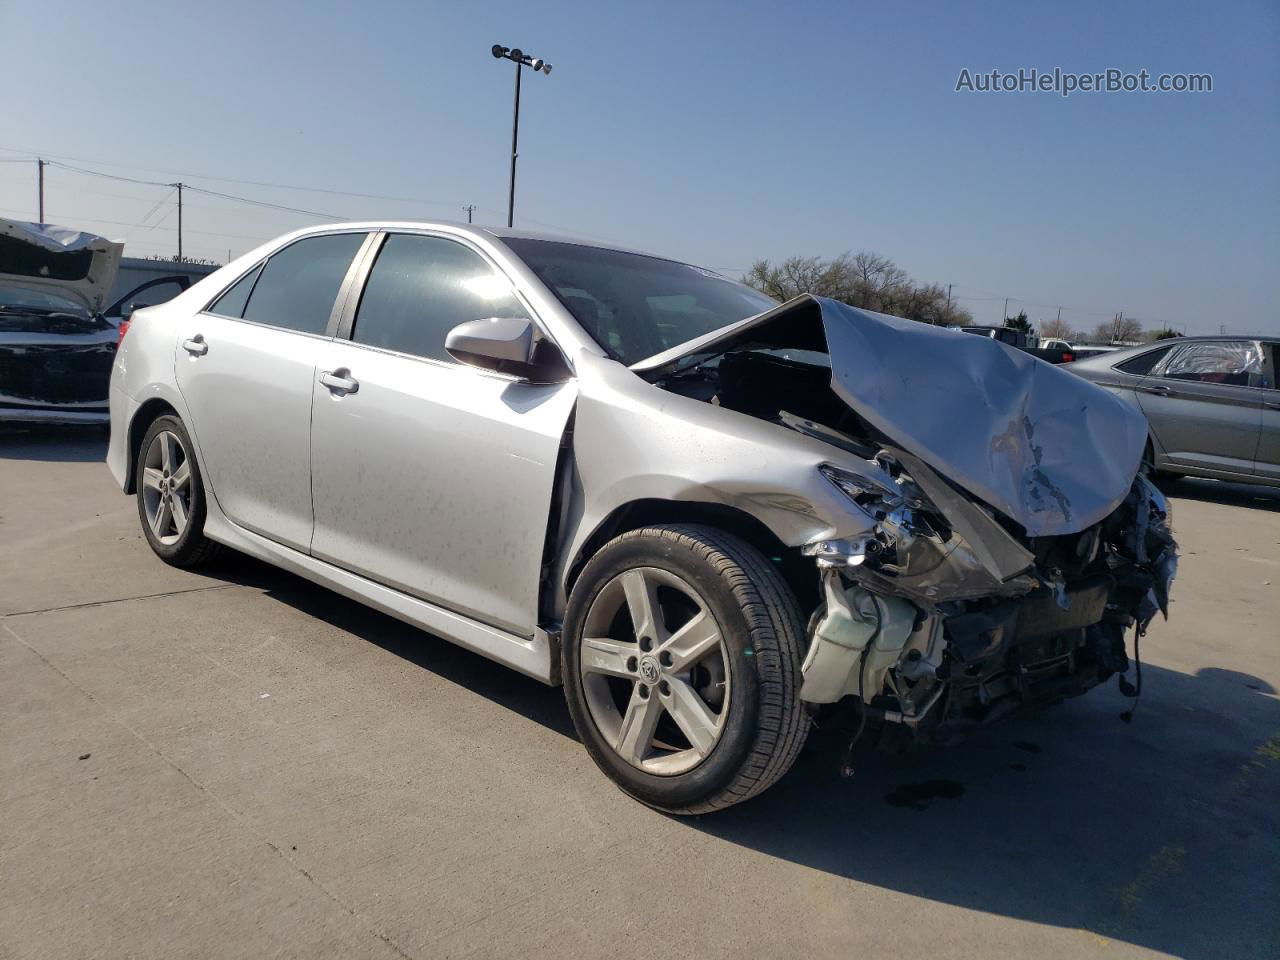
(636, 294), (1177, 745)
(798, 462), (1176, 744)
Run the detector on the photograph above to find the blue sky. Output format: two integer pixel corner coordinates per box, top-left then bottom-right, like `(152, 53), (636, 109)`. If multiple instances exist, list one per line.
(1, 0), (1275, 335)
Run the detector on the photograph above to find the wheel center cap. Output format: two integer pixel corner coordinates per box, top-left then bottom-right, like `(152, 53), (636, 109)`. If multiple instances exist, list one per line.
(638, 656), (661, 684)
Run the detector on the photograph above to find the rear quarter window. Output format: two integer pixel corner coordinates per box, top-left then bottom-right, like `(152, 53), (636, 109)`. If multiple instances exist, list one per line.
(1115, 345), (1173, 375)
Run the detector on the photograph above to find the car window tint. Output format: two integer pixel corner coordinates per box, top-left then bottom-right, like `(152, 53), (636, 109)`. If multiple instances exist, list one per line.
(502, 238), (776, 365)
(1115, 345), (1173, 376)
(241, 233), (366, 334)
(351, 234), (527, 362)
(1161, 341), (1262, 387)
(208, 264), (263, 318)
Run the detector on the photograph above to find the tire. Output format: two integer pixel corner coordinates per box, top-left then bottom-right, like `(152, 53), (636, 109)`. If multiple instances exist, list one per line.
(562, 524), (808, 814)
(135, 415), (222, 568)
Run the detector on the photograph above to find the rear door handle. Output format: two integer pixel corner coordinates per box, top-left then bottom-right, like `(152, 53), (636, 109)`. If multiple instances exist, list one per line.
(182, 335), (208, 356)
(1138, 383), (1171, 396)
(319, 368), (359, 394)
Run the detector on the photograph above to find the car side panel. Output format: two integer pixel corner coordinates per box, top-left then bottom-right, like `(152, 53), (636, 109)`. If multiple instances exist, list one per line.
(309, 340), (577, 637)
(1135, 377), (1262, 476)
(173, 313), (322, 552)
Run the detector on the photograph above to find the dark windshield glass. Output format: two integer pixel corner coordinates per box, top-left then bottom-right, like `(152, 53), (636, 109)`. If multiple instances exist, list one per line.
(503, 238), (776, 365)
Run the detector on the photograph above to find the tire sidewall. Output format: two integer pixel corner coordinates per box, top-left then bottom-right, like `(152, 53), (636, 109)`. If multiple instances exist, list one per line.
(562, 530), (765, 811)
(136, 415), (208, 562)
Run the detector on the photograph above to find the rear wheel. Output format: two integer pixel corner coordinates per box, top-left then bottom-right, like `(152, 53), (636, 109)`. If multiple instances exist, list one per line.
(562, 524), (808, 814)
(136, 415), (222, 567)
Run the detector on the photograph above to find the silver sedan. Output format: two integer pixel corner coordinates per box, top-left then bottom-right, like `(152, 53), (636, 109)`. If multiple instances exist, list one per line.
(107, 222), (1176, 813)
(1067, 336), (1280, 487)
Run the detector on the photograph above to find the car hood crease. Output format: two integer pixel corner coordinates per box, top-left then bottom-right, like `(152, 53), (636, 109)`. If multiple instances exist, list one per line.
(638, 294), (1148, 537)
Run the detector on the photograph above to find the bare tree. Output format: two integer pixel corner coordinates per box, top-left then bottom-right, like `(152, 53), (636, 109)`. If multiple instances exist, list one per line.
(1091, 313), (1144, 344)
(743, 251), (971, 325)
(1040, 316), (1073, 341)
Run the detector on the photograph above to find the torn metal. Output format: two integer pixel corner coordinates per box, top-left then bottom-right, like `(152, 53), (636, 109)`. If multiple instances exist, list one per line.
(621, 293), (1177, 742)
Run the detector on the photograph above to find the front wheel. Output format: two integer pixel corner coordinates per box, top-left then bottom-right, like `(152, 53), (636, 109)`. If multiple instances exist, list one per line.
(562, 524), (808, 814)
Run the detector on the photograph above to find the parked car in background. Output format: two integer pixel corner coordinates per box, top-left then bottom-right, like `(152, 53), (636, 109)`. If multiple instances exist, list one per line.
(106, 220), (1177, 813)
(0, 218), (189, 424)
(1069, 345), (1120, 361)
(958, 325), (1074, 363)
(1068, 336), (1279, 486)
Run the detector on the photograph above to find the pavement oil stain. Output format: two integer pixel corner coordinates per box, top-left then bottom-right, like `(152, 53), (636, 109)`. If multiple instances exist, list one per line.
(885, 779), (965, 810)
(1013, 741), (1042, 753)
(1009, 762), (1027, 772)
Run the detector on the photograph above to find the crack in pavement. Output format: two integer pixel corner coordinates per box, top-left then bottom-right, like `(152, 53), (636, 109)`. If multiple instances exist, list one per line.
(1, 583), (240, 619)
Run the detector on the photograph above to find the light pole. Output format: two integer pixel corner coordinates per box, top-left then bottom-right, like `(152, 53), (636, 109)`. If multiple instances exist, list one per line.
(491, 44), (552, 228)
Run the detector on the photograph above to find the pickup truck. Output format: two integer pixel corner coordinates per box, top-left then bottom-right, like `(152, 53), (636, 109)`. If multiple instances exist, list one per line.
(957, 325), (1075, 363)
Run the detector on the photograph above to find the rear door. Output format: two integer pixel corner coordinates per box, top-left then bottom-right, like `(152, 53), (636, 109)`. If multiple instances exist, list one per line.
(1257, 341), (1280, 483)
(1135, 339), (1264, 477)
(175, 231), (370, 550)
(309, 231), (576, 636)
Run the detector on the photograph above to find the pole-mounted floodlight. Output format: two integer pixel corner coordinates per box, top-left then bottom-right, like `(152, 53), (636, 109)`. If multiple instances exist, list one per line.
(491, 44), (552, 227)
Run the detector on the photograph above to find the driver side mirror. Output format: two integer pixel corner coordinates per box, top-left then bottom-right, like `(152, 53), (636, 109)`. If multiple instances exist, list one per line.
(445, 318), (570, 382)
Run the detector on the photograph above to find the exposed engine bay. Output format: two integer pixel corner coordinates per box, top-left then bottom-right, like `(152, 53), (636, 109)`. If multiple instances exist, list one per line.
(640, 296), (1178, 746)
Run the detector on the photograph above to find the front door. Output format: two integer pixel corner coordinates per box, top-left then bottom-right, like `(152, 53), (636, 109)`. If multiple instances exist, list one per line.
(309, 232), (576, 636)
(1136, 339), (1264, 477)
(175, 231), (368, 550)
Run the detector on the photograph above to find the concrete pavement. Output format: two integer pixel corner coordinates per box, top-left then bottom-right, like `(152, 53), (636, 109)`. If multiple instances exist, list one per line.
(2, 426), (1278, 959)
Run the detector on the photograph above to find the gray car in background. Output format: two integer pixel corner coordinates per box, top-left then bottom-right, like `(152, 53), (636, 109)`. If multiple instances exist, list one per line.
(1068, 336), (1280, 487)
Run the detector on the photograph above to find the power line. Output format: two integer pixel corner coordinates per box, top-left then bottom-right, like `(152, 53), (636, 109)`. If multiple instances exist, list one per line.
(0, 143), (460, 207)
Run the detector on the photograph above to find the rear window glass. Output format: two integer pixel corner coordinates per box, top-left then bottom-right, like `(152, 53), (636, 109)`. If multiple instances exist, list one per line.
(241, 233), (366, 335)
(1161, 341), (1262, 387)
(1115, 346), (1173, 375)
(208, 263), (263, 319)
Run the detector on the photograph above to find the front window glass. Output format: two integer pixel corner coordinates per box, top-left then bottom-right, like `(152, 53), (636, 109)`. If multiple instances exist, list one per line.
(503, 238), (776, 365)
(0, 285), (88, 315)
(1161, 341), (1262, 387)
(351, 234), (528, 363)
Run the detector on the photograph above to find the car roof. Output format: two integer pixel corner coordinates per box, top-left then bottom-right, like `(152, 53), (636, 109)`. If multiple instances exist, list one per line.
(283, 219), (689, 268)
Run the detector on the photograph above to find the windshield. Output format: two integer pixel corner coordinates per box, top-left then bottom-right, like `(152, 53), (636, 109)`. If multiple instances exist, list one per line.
(503, 238), (777, 365)
(0, 285), (90, 315)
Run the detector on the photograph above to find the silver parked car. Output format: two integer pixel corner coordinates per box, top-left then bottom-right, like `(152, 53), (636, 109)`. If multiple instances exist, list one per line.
(107, 222), (1177, 813)
(1067, 337), (1279, 487)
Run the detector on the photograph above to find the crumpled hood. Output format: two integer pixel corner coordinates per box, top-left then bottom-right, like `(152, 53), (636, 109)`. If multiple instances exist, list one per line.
(0, 218), (124, 314)
(636, 295), (1148, 537)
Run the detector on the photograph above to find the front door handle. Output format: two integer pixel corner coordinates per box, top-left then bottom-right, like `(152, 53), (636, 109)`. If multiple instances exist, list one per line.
(319, 368), (359, 394)
(1265, 401), (1280, 411)
(182, 335), (208, 356)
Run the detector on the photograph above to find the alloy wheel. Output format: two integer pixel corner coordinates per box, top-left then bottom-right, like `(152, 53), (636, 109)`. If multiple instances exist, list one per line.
(141, 430), (192, 545)
(579, 566), (731, 775)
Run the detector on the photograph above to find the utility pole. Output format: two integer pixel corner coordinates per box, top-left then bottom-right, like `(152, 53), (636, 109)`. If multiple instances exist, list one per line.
(37, 158), (46, 222)
(1002, 296), (1009, 322)
(173, 182), (184, 262)
(1056, 306), (1062, 325)
(462, 204), (476, 224)
(945, 283), (952, 309)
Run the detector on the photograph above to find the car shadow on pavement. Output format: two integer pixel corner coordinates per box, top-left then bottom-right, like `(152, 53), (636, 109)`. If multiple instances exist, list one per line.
(212, 553), (1278, 960)
(1161, 476), (1280, 512)
(206, 552), (579, 738)
(0, 425), (109, 462)
(690, 664), (1280, 960)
